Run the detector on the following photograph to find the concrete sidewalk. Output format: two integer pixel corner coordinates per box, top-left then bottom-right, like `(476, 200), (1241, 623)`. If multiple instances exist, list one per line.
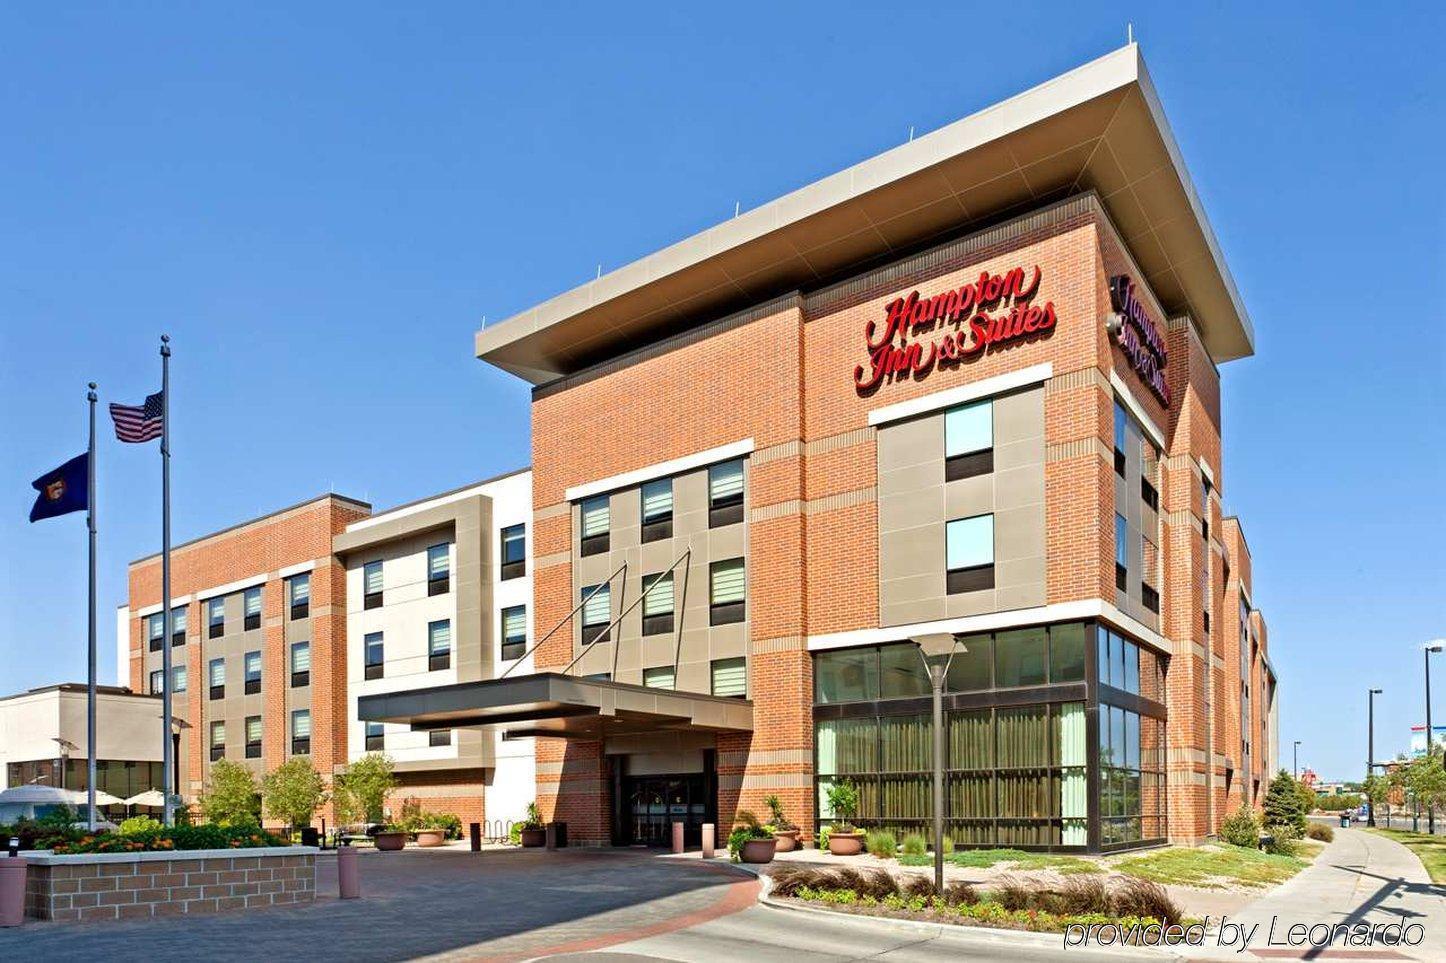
(1188, 827), (1445, 960)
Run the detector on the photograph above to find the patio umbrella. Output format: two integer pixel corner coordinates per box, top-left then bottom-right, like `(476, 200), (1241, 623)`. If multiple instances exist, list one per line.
(0, 785), (123, 807)
(122, 789), (167, 807)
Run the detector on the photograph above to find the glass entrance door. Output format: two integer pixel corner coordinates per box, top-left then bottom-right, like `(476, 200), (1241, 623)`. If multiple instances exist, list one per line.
(624, 774), (708, 846)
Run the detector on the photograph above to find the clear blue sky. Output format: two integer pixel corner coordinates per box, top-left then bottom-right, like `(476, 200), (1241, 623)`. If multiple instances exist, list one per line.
(2, 3), (1441, 780)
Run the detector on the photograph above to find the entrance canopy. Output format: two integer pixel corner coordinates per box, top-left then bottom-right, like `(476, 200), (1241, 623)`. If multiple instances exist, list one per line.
(357, 673), (753, 741)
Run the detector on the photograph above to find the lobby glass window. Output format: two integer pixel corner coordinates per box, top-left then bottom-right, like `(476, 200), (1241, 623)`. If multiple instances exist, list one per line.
(641, 478), (674, 542)
(643, 665), (675, 690)
(365, 721), (384, 752)
(171, 605), (187, 646)
(150, 669), (164, 694)
(429, 542), (453, 593)
(173, 664), (187, 693)
(245, 716), (262, 758)
(208, 597), (225, 638)
(879, 643), (930, 699)
(364, 632), (384, 679)
(244, 650), (262, 694)
(208, 657), (225, 700)
(1099, 704), (1166, 844)
(1113, 402), (1127, 476)
(709, 558), (746, 625)
(243, 586), (262, 630)
(1141, 535), (1160, 614)
(994, 627), (1047, 688)
(945, 514), (994, 593)
(288, 573), (310, 620)
(642, 571), (674, 636)
(363, 560), (384, 609)
(210, 721), (226, 761)
(581, 584), (610, 644)
(428, 620), (451, 671)
(429, 730), (451, 747)
(1115, 514), (1129, 591)
(711, 657), (746, 698)
(945, 399), (993, 481)
(500, 525), (525, 580)
(945, 634), (993, 691)
(814, 647), (879, 704)
(1098, 629), (1151, 697)
(708, 460), (745, 527)
(1048, 622), (1086, 683)
(147, 613), (164, 651)
(580, 497), (610, 556)
(290, 641), (310, 687)
(501, 606), (527, 661)
(291, 710), (311, 755)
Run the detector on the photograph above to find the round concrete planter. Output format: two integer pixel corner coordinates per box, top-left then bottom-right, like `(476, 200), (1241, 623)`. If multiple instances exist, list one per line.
(739, 838), (777, 864)
(373, 831), (407, 852)
(413, 830), (446, 848)
(519, 828), (547, 848)
(772, 829), (800, 852)
(827, 832), (865, 856)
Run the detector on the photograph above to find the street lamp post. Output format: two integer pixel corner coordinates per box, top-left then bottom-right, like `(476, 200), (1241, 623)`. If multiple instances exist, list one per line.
(913, 633), (961, 895)
(1367, 688), (1383, 828)
(1293, 740), (1301, 780)
(1426, 643), (1442, 833)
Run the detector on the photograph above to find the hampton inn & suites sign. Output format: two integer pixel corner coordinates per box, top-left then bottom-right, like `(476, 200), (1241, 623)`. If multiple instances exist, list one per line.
(1107, 275), (1171, 407)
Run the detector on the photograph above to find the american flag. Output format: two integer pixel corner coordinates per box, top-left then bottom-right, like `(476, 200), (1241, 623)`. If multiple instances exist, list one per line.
(110, 391), (164, 443)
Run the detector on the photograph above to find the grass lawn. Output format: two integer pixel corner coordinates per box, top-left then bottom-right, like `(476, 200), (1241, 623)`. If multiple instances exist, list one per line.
(1366, 828), (1446, 884)
(1112, 843), (1310, 889)
(941, 848), (1105, 874)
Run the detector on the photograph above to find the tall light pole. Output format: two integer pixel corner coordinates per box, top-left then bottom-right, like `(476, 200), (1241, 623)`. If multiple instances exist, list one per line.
(913, 633), (961, 895)
(1426, 643), (1442, 834)
(1367, 688), (1383, 828)
(1293, 740), (1302, 780)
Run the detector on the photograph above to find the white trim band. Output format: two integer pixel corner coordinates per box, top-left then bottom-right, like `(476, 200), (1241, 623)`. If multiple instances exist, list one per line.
(1198, 458), (1215, 486)
(278, 560), (316, 579)
(194, 573), (268, 603)
(564, 438), (756, 502)
(866, 363), (1053, 427)
(807, 598), (1170, 656)
(136, 595), (191, 618)
(1109, 370), (1166, 450)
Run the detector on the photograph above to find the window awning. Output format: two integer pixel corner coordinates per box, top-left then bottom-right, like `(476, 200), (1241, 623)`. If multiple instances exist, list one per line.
(357, 673), (753, 741)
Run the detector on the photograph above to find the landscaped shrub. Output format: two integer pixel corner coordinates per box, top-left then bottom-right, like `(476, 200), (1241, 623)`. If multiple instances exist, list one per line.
(767, 864), (820, 897)
(1110, 877), (1183, 925)
(1263, 770), (1307, 840)
(0, 817), (80, 851)
(900, 833), (928, 857)
(941, 835), (955, 854)
(762, 794), (797, 832)
(866, 830), (897, 858)
(1306, 822), (1334, 842)
(900, 875), (938, 900)
(824, 781), (859, 834)
(1220, 806), (1261, 848)
(47, 823), (287, 854)
(118, 815), (163, 836)
(942, 882), (978, 905)
(1057, 875), (1110, 915)
(1261, 834), (1298, 857)
(992, 876), (1031, 911)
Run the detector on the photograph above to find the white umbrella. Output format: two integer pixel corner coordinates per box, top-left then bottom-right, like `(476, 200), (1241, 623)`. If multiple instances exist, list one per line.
(84, 789), (125, 807)
(122, 789), (167, 807)
(0, 785), (122, 807)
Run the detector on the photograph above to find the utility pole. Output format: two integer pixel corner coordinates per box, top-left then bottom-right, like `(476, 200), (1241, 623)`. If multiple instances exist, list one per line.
(1293, 740), (1301, 780)
(1367, 688), (1382, 828)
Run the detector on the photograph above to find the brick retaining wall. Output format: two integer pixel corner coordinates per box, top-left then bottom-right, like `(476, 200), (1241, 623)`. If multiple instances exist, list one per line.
(22, 846), (316, 921)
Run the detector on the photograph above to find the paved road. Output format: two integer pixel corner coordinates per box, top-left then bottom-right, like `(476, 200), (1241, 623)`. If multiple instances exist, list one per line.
(1374, 810), (1446, 837)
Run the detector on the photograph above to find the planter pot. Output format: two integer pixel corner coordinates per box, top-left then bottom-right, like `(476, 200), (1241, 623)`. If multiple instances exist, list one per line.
(739, 837), (777, 864)
(519, 828), (547, 848)
(373, 831), (407, 852)
(772, 829), (800, 853)
(414, 829), (446, 848)
(827, 832), (865, 856)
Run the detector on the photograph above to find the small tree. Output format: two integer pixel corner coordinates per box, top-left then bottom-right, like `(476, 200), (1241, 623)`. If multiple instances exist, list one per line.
(1262, 770), (1306, 839)
(825, 780), (859, 833)
(261, 758), (328, 835)
(202, 759), (261, 826)
(1363, 772), (1390, 814)
(337, 753), (395, 824)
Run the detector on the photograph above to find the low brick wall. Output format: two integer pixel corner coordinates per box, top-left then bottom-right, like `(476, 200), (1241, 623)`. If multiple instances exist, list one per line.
(22, 846), (317, 922)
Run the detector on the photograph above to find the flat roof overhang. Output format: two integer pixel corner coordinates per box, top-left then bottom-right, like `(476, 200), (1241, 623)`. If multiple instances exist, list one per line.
(357, 673), (753, 741)
(476, 43), (1254, 385)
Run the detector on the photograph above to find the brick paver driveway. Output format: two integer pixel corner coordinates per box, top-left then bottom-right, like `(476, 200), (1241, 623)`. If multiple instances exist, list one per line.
(0, 848), (759, 961)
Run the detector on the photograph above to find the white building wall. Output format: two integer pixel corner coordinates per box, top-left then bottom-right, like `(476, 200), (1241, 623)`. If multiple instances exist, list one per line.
(115, 605), (130, 688)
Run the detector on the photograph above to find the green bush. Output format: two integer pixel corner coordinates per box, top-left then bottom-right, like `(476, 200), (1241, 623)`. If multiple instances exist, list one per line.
(1305, 822), (1334, 842)
(200, 759), (261, 826)
(0, 818), (80, 851)
(508, 823), (523, 845)
(728, 821), (771, 861)
(1263, 770), (1307, 840)
(118, 815), (163, 836)
(1220, 807), (1261, 848)
(48, 823), (287, 855)
(865, 830), (897, 858)
(900, 832), (928, 857)
(520, 801), (544, 831)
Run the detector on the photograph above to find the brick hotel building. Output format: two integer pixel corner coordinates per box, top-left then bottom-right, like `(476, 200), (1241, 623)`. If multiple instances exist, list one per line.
(363, 43), (1279, 852)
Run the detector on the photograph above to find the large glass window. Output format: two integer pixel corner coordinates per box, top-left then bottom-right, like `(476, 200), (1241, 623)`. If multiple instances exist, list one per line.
(1049, 623), (1086, 682)
(945, 634), (992, 691)
(945, 400), (993, 480)
(994, 628), (1047, 688)
(1100, 704), (1166, 844)
(815, 647), (879, 704)
(879, 643), (929, 699)
(946, 514), (994, 593)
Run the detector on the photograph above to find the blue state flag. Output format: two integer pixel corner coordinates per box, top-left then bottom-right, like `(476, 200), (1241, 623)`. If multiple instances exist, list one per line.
(29, 452), (88, 522)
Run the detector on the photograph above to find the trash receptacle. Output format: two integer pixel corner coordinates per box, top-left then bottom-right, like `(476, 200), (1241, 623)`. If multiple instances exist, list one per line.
(0, 855), (26, 927)
(545, 822), (568, 850)
(301, 827), (320, 847)
(1339, 814), (1350, 828)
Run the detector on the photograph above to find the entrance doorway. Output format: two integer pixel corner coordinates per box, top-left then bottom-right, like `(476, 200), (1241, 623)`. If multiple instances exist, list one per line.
(622, 774), (710, 846)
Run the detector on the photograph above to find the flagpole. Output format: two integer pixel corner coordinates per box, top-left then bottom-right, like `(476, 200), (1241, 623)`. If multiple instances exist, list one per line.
(160, 335), (175, 827)
(87, 382), (98, 832)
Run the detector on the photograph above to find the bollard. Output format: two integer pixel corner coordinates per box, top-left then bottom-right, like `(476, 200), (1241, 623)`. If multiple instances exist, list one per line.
(337, 842), (360, 900)
(701, 823), (715, 859)
(469, 822), (481, 852)
(0, 848), (26, 927)
(671, 821), (684, 854)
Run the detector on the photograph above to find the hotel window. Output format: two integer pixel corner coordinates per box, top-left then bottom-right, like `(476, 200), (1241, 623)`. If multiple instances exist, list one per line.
(708, 460), (745, 528)
(243, 586), (262, 631)
(1098, 629), (1151, 697)
(1140, 441), (1160, 511)
(147, 613), (164, 651)
(245, 716), (262, 758)
(581, 584), (611, 644)
(363, 560), (384, 609)
(429, 542), (453, 593)
(501, 606), (527, 661)
(1141, 535), (1160, 614)
(500, 526), (525, 580)
(945, 514), (994, 593)
(208, 657), (225, 700)
(994, 627), (1047, 688)
(1113, 402), (1127, 477)
(244, 650), (262, 694)
(579, 496), (610, 556)
(641, 478), (674, 542)
(171, 605), (187, 646)
(642, 571), (674, 636)
(428, 620), (451, 671)
(365, 721), (384, 752)
(945, 399), (993, 481)
(290, 641), (310, 687)
(364, 632), (384, 680)
(1099, 705), (1167, 844)
(429, 730), (451, 747)
(1201, 477), (1212, 544)
(709, 558), (746, 625)
(1115, 513), (1129, 592)
(173, 664), (187, 693)
(210, 721), (226, 761)
(643, 665), (675, 690)
(291, 710), (311, 755)
(288, 573), (310, 620)
(208, 597), (225, 639)
(711, 657), (747, 698)
(150, 669), (164, 694)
